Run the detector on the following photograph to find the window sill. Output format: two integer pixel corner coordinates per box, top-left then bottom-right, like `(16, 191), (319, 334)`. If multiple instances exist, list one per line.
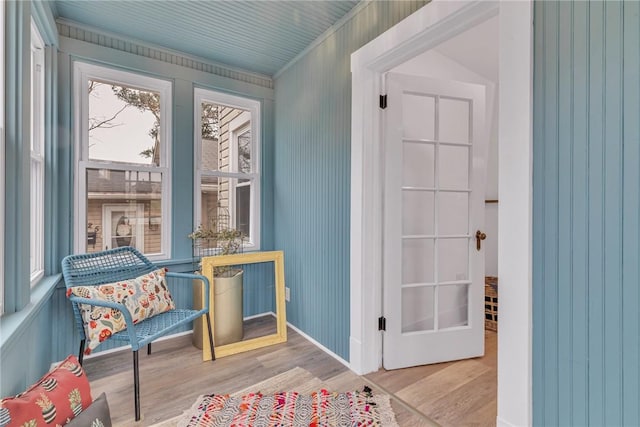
(0, 274), (62, 353)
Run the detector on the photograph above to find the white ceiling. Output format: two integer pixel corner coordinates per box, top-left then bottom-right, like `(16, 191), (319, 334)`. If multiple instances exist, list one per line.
(434, 15), (499, 82)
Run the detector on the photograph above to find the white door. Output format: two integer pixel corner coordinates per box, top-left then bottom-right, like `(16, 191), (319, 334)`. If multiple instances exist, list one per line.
(382, 73), (487, 370)
(102, 203), (145, 252)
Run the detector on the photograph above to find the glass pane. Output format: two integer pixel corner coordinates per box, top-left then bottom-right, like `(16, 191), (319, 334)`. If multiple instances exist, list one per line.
(201, 133), (221, 172)
(200, 176), (233, 230)
(438, 145), (469, 190)
(403, 93), (435, 140)
(30, 160), (42, 275)
(201, 101), (220, 171)
(439, 98), (470, 143)
(199, 177), (251, 244)
(88, 80), (161, 166)
(200, 102), (251, 173)
(195, 175), (235, 258)
(402, 142), (434, 187)
(402, 238), (434, 284)
(437, 238), (469, 282)
(238, 130), (251, 174)
(402, 286), (435, 333)
(439, 283), (469, 329)
(402, 190), (434, 236)
(236, 180), (251, 237)
(438, 192), (469, 235)
(85, 168), (163, 255)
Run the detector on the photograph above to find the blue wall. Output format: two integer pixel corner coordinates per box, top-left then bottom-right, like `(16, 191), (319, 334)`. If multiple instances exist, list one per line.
(1, 5), (276, 396)
(50, 28), (276, 356)
(274, 0), (426, 360)
(533, 1), (640, 425)
(1, 0), (63, 397)
(3, 0), (426, 398)
(4, 0), (33, 314)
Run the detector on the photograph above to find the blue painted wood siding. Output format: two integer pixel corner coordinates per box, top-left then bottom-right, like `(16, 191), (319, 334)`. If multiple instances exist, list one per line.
(47, 28), (276, 357)
(0, 0), (62, 396)
(533, 1), (640, 425)
(2, 7), (277, 393)
(274, 0), (427, 360)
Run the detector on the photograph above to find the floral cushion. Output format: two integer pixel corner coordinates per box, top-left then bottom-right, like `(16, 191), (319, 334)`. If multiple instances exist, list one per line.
(0, 355), (93, 426)
(65, 392), (111, 427)
(66, 268), (175, 354)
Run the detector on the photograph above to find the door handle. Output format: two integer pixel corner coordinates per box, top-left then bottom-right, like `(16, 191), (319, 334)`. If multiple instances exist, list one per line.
(475, 230), (487, 251)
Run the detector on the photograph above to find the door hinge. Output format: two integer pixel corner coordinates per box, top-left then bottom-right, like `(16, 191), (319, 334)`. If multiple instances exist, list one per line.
(378, 316), (386, 331)
(379, 94), (387, 109)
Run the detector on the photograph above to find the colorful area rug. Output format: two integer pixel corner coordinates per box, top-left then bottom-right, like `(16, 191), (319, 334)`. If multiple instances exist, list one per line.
(177, 386), (399, 427)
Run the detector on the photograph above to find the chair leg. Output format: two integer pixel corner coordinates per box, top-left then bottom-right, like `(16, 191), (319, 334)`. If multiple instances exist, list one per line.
(78, 339), (86, 365)
(133, 350), (141, 422)
(205, 313), (215, 361)
(147, 343), (151, 355)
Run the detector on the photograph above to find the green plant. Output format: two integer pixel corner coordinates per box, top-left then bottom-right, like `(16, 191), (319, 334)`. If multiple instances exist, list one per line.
(189, 226), (245, 277)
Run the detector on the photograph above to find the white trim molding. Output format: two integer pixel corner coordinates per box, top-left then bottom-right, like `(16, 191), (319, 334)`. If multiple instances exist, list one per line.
(497, 1), (534, 425)
(350, 1), (533, 426)
(287, 321), (351, 371)
(31, 1), (58, 46)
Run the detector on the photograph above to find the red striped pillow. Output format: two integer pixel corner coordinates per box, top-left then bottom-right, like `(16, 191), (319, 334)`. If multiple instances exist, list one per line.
(0, 355), (93, 426)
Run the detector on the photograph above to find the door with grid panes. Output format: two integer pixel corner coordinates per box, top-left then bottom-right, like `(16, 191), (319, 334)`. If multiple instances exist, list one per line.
(382, 73), (487, 369)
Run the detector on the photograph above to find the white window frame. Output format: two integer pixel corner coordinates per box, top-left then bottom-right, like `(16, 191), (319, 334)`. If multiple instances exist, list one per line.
(193, 88), (261, 251)
(30, 20), (45, 285)
(73, 62), (172, 260)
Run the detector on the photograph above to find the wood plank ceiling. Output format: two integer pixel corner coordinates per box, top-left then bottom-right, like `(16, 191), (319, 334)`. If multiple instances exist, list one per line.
(51, 0), (360, 76)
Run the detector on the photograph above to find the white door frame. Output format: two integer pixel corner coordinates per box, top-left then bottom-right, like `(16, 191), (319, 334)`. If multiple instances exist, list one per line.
(349, 1), (533, 426)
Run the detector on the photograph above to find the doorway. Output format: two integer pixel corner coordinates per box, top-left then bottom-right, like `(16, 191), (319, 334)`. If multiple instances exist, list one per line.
(349, 2), (533, 426)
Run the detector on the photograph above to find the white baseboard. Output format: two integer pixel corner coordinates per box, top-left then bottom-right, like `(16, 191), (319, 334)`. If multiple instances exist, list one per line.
(286, 321), (351, 371)
(496, 416), (523, 427)
(349, 336), (364, 375)
(82, 330), (193, 360)
(243, 311), (275, 321)
(80, 315), (352, 377)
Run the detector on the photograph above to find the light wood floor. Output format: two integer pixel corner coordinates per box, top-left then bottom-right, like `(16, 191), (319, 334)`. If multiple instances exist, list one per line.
(83, 323), (496, 426)
(365, 331), (497, 427)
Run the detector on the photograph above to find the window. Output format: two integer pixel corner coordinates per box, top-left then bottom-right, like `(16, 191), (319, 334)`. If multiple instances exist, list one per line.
(74, 63), (172, 260)
(30, 21), (45, 284)
(194, 89), (261, 250)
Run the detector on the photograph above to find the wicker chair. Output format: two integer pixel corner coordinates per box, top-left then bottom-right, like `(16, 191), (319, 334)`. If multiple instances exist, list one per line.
(61, 246), (215, 421)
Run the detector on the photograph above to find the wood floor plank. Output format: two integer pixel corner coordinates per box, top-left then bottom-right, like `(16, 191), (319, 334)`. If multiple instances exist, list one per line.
(365, 362), (455, 394)
(82, 326), (497, 426)
(396, 359), (490, 408)
(364, 331), (497, 426)
(421, 371), (497, 427)
(459, 397), (498, 427)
